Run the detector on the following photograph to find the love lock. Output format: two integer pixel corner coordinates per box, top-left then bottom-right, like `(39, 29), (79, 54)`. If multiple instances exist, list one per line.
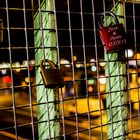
(40, 59), (64, 89)
(98, 11), (127, 52)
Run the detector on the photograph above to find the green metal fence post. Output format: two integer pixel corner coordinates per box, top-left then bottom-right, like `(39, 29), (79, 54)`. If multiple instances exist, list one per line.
(34, 0), (60, 139)
(104, 0), (128, 139)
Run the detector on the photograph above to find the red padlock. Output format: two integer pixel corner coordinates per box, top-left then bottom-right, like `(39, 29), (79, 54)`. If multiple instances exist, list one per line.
(98, 11), (127, 53)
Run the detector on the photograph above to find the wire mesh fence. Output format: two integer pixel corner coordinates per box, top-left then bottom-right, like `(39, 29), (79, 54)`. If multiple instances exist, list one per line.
(0, 0), (140, 139)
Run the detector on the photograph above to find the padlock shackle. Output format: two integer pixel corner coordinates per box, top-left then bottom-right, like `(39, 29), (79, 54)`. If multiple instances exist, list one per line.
(40, 59), (57, 70)
(98, 11), (119, 28)
(105, 11), (119, 24)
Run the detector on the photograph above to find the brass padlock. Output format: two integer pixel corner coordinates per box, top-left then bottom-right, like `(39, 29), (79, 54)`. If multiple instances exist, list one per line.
(40, 59), (64, 88)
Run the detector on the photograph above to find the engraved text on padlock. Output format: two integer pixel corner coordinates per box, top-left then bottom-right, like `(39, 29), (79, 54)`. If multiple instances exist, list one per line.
(98, 11), (127, 52)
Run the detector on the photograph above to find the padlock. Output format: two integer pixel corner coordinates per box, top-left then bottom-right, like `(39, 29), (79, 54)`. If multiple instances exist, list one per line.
(98, 11), (127, 52)
(40, 59), (64, 88)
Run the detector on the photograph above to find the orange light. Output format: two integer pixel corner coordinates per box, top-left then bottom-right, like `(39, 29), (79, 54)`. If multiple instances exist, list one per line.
(21, 81), (27, 86)
(73, 55), (77, 61)
(88, 85), (93, 92)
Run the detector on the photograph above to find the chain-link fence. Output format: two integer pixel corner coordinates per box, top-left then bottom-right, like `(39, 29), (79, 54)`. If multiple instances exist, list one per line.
(0, 0), (140, 139)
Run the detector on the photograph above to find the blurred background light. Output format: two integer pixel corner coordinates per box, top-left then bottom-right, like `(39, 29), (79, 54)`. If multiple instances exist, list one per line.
(88, 79), (95, 85)
(125, 49), (134, 58)
(99, 76), (106, 84)
(73, 55), (77, 61)
(1, 69), (7, 75)
(60, 59), (71, 68)
(91, 66), (97, 71)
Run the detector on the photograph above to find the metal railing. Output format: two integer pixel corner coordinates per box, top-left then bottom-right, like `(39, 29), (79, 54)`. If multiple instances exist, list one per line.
(0, 0), (140, 139)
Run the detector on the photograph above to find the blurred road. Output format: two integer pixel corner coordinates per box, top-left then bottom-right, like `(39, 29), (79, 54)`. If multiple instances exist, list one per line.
(0, 92), (38, 139)
(0, 92), (140, 139)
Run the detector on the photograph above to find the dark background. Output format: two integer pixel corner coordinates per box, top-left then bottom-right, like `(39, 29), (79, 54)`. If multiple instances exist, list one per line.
(0, 0), (140, 63)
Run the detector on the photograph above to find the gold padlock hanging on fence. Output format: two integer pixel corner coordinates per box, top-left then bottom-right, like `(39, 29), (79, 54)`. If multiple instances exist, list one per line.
(40, 59), (64, 89)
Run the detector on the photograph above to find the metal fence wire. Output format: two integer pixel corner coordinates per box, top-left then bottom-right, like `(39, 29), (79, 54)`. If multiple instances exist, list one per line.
(0, 0), (140, 139)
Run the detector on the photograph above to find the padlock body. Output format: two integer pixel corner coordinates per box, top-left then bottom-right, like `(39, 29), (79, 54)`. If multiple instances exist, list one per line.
(40, 69), (64, 88)
(99, 24), (127, 52)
